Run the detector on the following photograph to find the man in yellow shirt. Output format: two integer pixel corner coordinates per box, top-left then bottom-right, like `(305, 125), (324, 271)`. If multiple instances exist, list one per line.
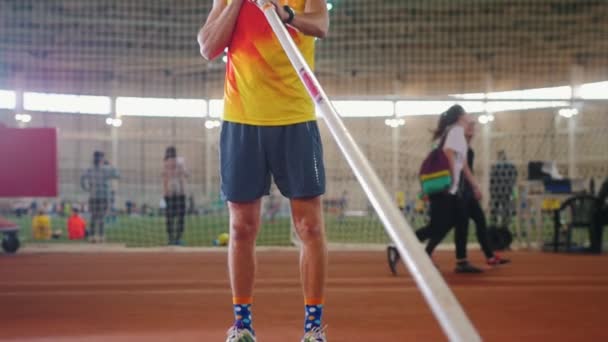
(198, 1), (329, 341)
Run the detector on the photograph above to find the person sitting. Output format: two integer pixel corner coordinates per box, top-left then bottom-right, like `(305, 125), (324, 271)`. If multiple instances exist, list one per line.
(32, 209), (51, 240)
(67, 207), (87, 240)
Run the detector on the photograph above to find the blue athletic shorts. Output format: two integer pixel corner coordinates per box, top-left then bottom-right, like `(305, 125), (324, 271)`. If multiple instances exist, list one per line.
(219, 121), (326, 202)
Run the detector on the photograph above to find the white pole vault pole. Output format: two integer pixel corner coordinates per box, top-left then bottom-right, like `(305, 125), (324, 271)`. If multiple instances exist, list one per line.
(254, 1), (481, 341)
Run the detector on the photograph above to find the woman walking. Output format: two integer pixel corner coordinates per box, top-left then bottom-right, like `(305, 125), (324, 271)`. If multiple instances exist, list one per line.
(415, 105), (484, 273)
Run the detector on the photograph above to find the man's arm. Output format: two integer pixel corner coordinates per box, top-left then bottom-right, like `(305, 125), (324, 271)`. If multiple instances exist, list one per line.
(108, 166), (120, 180)
(444, 147), (481, 200)
(198, 0), (244, 60)
(272, 0), (329, 38)
(178, 161), (190, 179)
(80, 171), (90, 191)
(462, 162), (482, 200)
(162, 173), (169, 197)
(598, 178), (608, 204)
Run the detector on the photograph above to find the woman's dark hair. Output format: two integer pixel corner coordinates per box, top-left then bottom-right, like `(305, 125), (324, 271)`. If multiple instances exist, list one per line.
(165, 146), (177, 160)
(432, 104), (466, 140)
(93, 151), (105, 167)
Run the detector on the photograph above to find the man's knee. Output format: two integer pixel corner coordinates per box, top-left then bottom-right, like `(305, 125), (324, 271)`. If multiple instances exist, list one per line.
(294, 217), (324, 242)
(230, 218), (259, 242)
(228, 200), (261, 243)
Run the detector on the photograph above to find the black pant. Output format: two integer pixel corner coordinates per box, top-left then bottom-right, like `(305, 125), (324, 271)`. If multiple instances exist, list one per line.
(89, 198), (109, 237)
(416, 193), (469, 260)
(465, 197), (494, 259)
(165, 194), (186, 242)
(591, 209), (607, 253)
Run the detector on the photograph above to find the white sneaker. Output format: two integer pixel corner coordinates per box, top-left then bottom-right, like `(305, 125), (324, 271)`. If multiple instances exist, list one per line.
(226, 325), (256, 342)
(301, 327), (327, 342)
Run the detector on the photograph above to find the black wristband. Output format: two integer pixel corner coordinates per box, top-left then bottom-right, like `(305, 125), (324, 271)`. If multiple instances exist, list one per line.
(283, 5), (295, 24)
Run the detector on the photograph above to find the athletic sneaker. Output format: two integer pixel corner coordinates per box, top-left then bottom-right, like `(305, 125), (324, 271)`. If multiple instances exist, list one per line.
(387, 245), (400, 276)
(301, 327), (327, 342)
(455, 261), (483, 274)
(487, 254), (510, 266)
(226, 326), (256, 342)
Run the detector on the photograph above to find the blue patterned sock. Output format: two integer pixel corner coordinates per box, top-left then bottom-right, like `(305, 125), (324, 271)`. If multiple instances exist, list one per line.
(304, 303), (324, 332)
(233, 303), (254, 333)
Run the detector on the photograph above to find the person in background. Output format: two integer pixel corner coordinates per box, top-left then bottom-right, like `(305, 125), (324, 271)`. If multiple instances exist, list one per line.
(264, 190), (281, 223)
(162, 146), (189, 246)
(29, 200), (38, 216)
(12, 200), (28, 217)
(591, 177), (608, 253)
(126, 200), (134, 215)
(80, 151), (120, 243)
(415, 105), (484, 273)
(32, 208), (51, 240)
(67, 207), (87, 240)
(103, 160), (118, 224)
(50, 202), (58, 216)
(463, 121), (510, 265)
(63, 201), (72, 218)
(188, 194), (197, 215)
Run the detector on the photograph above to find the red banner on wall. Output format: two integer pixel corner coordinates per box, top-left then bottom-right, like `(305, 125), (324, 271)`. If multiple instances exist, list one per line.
(0, 127), (58, 197)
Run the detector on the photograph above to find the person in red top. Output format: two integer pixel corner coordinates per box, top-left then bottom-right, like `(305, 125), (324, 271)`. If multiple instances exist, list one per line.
(67, 208), (87, 240)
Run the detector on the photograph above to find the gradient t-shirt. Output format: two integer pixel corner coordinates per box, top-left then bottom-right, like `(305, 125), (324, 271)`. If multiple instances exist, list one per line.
(223, 0), (316, 126)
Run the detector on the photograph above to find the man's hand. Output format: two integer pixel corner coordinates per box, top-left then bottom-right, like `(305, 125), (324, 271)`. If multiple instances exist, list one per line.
(473, 184), (483, 201)
(251, 0), (289, 21)
(250, 0), (328, 38)
(270, 1), (290, 22)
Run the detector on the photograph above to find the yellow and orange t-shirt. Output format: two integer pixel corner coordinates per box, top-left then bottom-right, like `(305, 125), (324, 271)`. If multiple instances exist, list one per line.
(224, 0), (316, 126)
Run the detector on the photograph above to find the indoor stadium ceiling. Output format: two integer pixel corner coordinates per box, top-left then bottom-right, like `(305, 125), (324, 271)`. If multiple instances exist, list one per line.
(0, 0), (607, 97)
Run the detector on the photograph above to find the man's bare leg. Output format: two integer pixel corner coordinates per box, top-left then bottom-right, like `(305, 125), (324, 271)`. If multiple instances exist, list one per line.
(291, 196), (327, 334)
(228, 199), (262, 335)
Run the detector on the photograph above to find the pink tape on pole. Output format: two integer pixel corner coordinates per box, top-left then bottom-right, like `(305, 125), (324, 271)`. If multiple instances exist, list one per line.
(0, 127), (58, 197)
(299, 68), (323, 103)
